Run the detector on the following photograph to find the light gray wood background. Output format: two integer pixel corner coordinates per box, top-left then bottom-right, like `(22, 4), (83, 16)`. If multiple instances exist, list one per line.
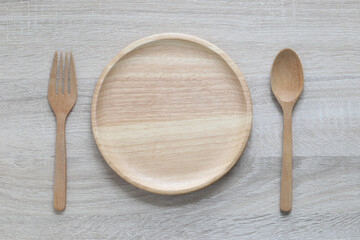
(0, 0), (359, 239)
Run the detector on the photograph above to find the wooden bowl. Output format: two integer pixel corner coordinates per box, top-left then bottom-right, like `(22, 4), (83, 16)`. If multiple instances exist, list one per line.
(91, 33), (252, 194)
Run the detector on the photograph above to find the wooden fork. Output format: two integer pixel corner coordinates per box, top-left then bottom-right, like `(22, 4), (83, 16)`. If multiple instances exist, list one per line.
(48, 52), (77, 211)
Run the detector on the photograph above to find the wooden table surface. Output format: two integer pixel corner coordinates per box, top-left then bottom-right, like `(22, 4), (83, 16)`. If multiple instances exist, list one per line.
(1, 1), (359, 239)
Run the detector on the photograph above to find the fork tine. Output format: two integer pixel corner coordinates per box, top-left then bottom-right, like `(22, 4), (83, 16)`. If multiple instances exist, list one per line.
(48, 52), (58, 96)
(58, 52), (63, 94)
(64, 52), (69, 94)
(69, 52), (77, 95)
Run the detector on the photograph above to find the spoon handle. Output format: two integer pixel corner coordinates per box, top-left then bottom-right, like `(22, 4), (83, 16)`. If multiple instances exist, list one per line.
(280, 109), (292, 212)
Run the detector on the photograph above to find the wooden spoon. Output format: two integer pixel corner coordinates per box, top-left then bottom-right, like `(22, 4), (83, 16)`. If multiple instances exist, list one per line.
(271, 48), (304, 213)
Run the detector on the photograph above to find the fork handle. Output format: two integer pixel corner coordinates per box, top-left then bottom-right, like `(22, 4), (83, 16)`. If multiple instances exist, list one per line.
(53, 115), (67, 211)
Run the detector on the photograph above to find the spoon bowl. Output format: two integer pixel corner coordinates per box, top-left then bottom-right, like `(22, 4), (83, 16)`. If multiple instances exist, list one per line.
(271, 49), (304, 105)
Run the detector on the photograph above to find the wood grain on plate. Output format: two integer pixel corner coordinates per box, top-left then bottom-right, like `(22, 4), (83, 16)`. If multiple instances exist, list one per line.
(91, 33), (252, 194)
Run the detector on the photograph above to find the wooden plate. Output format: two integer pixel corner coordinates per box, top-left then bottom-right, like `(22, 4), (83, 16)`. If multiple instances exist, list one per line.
(91, 33), (252, 194)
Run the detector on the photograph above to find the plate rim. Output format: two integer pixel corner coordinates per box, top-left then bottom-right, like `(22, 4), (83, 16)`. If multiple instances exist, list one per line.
(91, 33), (252, 194)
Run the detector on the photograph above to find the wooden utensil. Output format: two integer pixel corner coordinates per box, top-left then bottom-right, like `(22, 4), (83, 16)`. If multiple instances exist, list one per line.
(48, 52), (77, 211)
(271, 48), (304, 212)
(91, 33), (252, 194)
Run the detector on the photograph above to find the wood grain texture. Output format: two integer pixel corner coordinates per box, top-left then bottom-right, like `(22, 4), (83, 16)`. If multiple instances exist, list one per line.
(0, 0), (359, 239)
(92, 33), (252, 194)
